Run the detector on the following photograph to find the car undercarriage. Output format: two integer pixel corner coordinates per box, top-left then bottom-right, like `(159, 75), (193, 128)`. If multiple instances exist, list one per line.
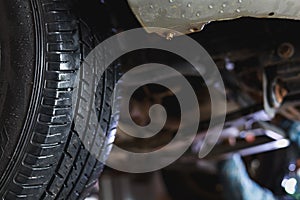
(1, 0), (300, 199)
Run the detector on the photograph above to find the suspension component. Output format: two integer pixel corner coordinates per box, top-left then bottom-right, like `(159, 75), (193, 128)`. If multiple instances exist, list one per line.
(264, 59), (300, 119)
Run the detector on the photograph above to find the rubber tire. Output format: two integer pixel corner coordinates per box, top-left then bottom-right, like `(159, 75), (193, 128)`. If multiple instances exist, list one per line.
(0, 0), (118, 199)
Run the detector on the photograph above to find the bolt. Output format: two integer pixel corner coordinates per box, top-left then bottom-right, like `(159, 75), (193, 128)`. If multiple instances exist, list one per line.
(278, 42), (295, 59)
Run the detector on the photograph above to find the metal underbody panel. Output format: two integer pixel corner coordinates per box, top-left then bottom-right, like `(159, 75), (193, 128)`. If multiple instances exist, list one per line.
(127, 0), (300, 36)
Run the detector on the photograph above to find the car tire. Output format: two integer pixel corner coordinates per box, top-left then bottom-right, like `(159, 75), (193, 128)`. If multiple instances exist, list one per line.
(0, 0), (118, 199)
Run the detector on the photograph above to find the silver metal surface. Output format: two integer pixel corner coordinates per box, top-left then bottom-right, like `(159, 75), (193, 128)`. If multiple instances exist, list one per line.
(127, 0), (300, 36)
(236, 138), (290, 157)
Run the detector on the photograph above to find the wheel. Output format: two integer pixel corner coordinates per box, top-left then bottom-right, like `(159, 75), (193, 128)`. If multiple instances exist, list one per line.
(0, 0), (118, 199)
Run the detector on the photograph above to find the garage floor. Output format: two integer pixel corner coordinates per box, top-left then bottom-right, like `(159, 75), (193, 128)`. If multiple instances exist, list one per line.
(86, 170), (171, 200)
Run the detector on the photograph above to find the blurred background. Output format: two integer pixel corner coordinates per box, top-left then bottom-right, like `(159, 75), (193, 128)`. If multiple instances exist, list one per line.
(81, 1), (300, 198)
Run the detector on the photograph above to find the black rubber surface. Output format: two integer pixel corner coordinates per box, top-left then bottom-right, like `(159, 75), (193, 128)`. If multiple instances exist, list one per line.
(0, 0), (118, 199)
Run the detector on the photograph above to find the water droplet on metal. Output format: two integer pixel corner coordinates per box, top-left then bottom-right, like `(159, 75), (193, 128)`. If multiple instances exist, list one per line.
(169, 0), (174, 3)
(187, 3), (191, 7)
(208, 4), (213, 9)
(181, 14), (185, 18)
(238, 0), (242, 3)
(196, 12), (200, 17)
(220, 10), (224, 13)
(150, 4), (154, 8)
(236, 8), (241, 13)
(222, 3), (227, 8)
